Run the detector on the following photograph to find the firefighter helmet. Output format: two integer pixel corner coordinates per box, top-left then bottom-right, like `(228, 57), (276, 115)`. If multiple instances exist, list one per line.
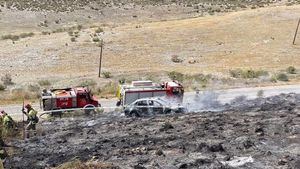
(25, 103), (32, 109)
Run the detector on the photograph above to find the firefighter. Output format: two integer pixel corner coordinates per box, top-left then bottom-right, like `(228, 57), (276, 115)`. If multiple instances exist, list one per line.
(0, 110), (15, 136)
(22, 104), (39, 138)
(0, 111), (3, 125)
(0, 111), (3, 138)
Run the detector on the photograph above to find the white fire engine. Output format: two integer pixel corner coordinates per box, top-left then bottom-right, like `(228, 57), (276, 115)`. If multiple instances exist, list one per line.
(116, 80), (184, 106)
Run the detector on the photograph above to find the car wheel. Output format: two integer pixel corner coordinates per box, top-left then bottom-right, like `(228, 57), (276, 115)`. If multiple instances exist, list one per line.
(176, 107), (187, 113)
(130, 110), (140, 117)
(124, 110), (129, 117)
(164, 109), (173, 114)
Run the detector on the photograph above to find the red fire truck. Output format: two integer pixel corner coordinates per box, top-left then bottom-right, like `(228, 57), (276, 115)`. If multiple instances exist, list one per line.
(41, 87), (100, 114)
(116, 81), (184, 106)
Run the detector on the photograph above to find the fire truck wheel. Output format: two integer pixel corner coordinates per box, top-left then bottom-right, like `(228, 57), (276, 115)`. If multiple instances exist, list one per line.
(51, 110), (62, 117)
(84, 105), (96, 115)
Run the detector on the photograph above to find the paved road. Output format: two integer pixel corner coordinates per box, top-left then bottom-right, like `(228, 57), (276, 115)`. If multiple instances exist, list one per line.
(2, 84), (300, 121)
(184, 84), (300, 104)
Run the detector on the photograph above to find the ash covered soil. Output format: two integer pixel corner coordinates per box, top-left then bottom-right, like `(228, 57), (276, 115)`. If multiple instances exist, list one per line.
(4, 93), (300, 169)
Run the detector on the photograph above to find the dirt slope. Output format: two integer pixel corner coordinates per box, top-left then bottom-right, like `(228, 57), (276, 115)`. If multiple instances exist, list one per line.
(0, 5), (300, 85)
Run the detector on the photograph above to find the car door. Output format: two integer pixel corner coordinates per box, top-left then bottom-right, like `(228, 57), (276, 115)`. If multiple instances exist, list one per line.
(149, 100), (164, 115)
(135, 100), (149, 115)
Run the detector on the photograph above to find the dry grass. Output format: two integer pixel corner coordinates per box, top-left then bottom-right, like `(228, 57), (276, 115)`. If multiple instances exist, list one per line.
(38, 80), (51, 86)
(102, 6), (300, 75)
(97, 82), (117, 97)
(0, 87), (40, 105)
(0, 5), (300, 89)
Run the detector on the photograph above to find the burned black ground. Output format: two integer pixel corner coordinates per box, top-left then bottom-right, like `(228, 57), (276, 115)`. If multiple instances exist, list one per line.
(4, 94), (300, 169)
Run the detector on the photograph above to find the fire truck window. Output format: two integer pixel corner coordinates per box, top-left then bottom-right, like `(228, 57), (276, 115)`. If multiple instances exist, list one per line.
(78, 94), (88, 99)
(88, 93), (93, 100)
(172, 88), (180, 95)
(179, 89), (183, 95)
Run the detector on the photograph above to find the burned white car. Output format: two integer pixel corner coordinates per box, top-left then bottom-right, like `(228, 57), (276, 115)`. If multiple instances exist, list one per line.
(124, 97), (187, 117)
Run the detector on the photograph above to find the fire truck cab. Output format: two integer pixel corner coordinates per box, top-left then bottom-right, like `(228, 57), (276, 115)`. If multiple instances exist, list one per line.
(116, 80), (184, 106)
(41, 87), (100, 112)
(164, 81), (184, 98)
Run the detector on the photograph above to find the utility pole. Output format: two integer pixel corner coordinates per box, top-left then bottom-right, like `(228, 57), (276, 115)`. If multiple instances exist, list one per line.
(293, 18), (300, 45)
(98, 40), (103, 78)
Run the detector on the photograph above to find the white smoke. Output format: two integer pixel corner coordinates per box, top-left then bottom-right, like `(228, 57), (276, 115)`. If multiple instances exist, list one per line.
(184, 90), (224, 112)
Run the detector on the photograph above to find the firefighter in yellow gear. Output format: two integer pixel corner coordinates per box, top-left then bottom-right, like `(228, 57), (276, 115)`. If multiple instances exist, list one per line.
(22, 104), (39, 138)
(0, 110), (15, 136)
(0, 111), (3, 138)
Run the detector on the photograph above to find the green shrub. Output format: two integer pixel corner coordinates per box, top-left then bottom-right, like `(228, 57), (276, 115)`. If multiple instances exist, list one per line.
(287, 66), (296, 74)
(229, 69), (268, 79)
(270, 76), (277, 83)
(1, 74), (14, 86)
(74, 31), (79, 38)
(92, 37), (100, 42)
(168, 71), (184, 82)
(79, 79), (97, 87)
(38, 80), (51, 86)
(192, 74), (211, 84)
(276, 73), (289, 82)
(242, 69), (257, 78)
(102, 71), (112, 78)
(0, 84), (5, 91)
(68, 31), (73, 36)
(2, 34), (20, 41)
(255, 70), (269, 76)
(19, 32), (34, 38)
(2, 32), (34, 41)
(77, 25), (83, 30)
(95, 27), (104, 33)
(70, 37), (76, 42)
(52, 28), (65, 33)
(41, 31), (51, 35)
(229, 69), (242, 78)
(118, 77), (126, 84)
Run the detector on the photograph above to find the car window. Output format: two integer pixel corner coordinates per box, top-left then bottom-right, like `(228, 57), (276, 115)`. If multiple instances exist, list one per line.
(153, 101), (162, 107)
(157, 98), (168, 105)
(135, 100), (148, 106)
